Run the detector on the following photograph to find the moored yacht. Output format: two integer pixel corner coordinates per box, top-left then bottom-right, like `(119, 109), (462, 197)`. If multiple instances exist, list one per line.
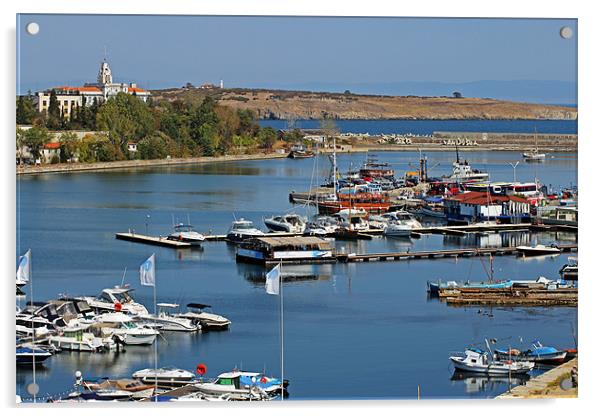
(137, 303), (201, 332)
(132, 367), (197, 387)
(194, 370), (288, 398)
(78, 287), (149, 316)
(264, 213), (307, 233)
(94, 313), (159, 345)
(168, 223), (206, 244)
(226, 218), (264, 243)
(174, 303), (231, 330)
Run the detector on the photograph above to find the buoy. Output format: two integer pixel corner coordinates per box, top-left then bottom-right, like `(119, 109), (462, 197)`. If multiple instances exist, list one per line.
(114, 302), (122, 312)
(260, 376), (267, 384)
(196, 363), (207, 375)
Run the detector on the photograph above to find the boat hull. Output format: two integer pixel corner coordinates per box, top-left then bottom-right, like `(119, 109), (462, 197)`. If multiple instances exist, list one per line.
(450, 357), (533, 374)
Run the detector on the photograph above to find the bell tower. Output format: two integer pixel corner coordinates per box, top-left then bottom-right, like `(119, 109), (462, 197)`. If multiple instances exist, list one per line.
(97, 60), (113, 85)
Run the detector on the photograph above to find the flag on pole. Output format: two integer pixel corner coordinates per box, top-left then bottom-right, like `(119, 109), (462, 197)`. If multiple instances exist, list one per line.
(16, 249), (31, 283)
(140, 254), (156, 287)
(265, 264), (280, 295)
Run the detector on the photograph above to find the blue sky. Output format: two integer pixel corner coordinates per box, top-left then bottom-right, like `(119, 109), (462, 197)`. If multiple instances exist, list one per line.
(17, 15), (577, 103)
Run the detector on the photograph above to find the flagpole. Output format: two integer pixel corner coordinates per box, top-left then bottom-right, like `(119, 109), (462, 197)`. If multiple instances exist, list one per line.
(153, 255), (158, 402)
(279, 260), (284, 401)
(29, 251), (36, 403)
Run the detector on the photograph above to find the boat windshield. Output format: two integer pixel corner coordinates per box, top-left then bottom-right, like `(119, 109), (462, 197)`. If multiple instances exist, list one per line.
(123, 321), (137, 329)
(234, 223), (255, 230)
(175, 224), (194, 232)
(114, 292), (133, 303)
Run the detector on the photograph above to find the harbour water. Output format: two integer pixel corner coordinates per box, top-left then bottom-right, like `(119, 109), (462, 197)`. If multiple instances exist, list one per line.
(16, 149), (577, 400)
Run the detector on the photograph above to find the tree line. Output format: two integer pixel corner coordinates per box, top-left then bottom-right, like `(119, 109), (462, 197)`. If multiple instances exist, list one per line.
(16, 92), (296, 163)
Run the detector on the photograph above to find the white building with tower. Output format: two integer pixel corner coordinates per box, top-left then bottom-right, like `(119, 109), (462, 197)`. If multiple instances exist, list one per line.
(36, 59), (151, 119)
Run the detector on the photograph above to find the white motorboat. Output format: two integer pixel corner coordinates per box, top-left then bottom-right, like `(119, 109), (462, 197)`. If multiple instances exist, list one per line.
(47, 324), (114, 352)
(367, 214), (389, 230)
(332, 209), (370, 232)
(137, 303), (201, 332)
(174, 303), (231, 330)
(132, 367), (197, 386)
(94, 313), (159, 345)
(516, 244), (561, 257)
(304, 216), (339, 236)
(523, 152), (546, 162)
(168, 223), (206, 243)
(194, 370), (288, 398)
(264, 213), (307, 233)
(78, 286), (149, 316)
(226, 218), (264, 243)
(389, 210), (422, 229)
(383, 220), (412, 237)
(449, 347), (534, 375)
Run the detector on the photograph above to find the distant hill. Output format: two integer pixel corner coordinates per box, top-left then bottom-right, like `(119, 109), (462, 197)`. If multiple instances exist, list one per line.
(151, 87), (577, 121)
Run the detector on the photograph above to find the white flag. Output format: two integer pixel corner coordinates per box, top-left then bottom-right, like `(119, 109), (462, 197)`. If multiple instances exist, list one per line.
(265, 264), (280, 295)
(16, 249), (31, 283)
(140, 254), (156, 287)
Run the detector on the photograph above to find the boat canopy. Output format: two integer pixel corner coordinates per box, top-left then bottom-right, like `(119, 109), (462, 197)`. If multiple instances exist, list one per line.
(186, 303), (211, 309)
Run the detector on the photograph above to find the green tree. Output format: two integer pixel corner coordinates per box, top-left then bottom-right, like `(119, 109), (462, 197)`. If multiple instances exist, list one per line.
(137, 134), (169, 160)
(59, 131), (79, 162)
(22, 127), (50, 161)
(46, 90), (61, 129)
(258, 127), (278, 150)
(16, 96), (37, 125)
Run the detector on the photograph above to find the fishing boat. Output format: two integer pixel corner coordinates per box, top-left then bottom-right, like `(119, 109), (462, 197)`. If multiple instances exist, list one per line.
(264, 213), (307, 233)
(93, 313), (159, 345)
(516, 244), (561, 257)
(132, 367), (197, 387)
(427, 280), (513, 296)
(317, 189), (390, 215)
(287, 144), (315, 159)
(523, 129), (546, 162)
(78, 286), (149, 316)
(236, 236), (334, 265)
(449, 347), (534, 375)
(495, 341), (567, 364)
(168, 222), (206, 244)
(16, 346), (52, 365)
(443, 149), (489, 182)
(226, 218), (264, 243)
(359, 156), (395, 178)
(138, 303), (201, 332)
(194, 370), (288, 398)
(174, 303), (231, 330)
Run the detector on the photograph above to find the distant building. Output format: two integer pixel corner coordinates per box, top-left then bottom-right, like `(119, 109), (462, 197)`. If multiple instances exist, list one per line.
(41, 142), (61, 163)
(444, 191), (531, 224)
(127, 142), (138, 153)
(36, 59), (151, 119)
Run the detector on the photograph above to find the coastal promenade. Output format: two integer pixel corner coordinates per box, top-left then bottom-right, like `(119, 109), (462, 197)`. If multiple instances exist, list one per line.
(497, 358), (578, 399)
(16, 152), (287, 175)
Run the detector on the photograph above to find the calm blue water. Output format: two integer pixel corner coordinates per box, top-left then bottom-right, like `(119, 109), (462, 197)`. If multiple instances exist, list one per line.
(16, 150), (577, 401)
(259, 119), (577, 135)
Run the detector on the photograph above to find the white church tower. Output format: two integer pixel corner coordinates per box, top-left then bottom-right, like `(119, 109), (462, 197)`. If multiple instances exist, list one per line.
(97, 60), (113, 85)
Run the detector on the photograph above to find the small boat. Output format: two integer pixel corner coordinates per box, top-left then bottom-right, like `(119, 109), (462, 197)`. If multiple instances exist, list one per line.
(264, 213), (307, 233)
(236, 235), (334, 265)
(516, 244), (561, 257)
(174, 303), (231, 330)
(332, 209), (370, 232)
(389, 210), (422, 229)
(287, 144), (315, 159)
(559, 257), (578, 280)
(83, 378), (155, 399)
(78, 286), (149, 316)
(138, 303), (201, 332)
(47, 324), (114, 352)
(132, 367), (197, 387)
(383, 220), (412, 237)
(194, 370), (288, 398)
(226, 218), (264, 243)
(16, 346), (52, 365)
(427, 279), (513, 295)
(523, 152), (546, 162)
(495, 341), (567, 364)
(303, 216), (339, 236)
(168, 223), (206, 244)
(94, 313), (159, 345)
(450, 347), (534, 375)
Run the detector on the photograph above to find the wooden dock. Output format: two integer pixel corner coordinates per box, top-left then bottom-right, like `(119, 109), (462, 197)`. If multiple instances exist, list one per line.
(115, 232), (195, 248)
(441, 286), (578, 307)
(338, 244), (577, 263)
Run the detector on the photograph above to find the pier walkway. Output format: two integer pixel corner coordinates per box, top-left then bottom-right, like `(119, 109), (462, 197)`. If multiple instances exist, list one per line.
(497, 358), (578, 399)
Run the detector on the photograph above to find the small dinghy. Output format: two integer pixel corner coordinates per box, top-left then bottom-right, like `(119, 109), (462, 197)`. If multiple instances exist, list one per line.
(450, 347), (534, 375)
(516, 244), (561, 257)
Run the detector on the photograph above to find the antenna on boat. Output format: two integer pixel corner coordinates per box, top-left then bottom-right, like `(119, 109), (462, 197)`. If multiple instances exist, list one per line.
(120, 267), (127, 288)
(171, 214), (175, 228)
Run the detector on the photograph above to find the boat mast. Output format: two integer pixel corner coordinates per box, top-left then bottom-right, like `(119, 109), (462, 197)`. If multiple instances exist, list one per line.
(332, 135), (337, 199)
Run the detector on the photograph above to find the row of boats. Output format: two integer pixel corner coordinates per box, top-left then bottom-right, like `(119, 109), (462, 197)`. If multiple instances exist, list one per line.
(450, 338), (575, 375)
(16, 286), (230, 358)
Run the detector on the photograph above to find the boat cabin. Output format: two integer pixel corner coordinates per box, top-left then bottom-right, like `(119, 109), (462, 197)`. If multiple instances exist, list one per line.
(444, 191), (531, 224)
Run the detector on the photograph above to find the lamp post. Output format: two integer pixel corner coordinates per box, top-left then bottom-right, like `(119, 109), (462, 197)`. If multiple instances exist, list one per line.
(508, 161), (520, 183)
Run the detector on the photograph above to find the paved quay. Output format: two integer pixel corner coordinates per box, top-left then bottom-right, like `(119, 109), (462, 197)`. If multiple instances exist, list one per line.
(497, 358), (578, 399)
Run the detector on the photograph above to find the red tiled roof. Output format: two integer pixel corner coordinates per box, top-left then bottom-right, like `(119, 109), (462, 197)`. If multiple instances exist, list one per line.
(128, 87), (148, 93)
(44, 142), (61, 149)
(53, 86), (102, 93)
(449, 191), (528, 205)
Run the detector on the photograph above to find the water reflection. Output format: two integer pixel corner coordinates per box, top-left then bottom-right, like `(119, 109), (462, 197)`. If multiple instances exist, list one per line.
(450, 371), (529, 395)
